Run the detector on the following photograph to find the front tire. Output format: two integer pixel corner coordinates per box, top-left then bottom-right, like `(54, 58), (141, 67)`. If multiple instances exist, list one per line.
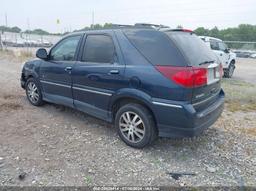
(25, 78), (44, 106)
(115, 103), (157, 148)
(224, 61), (235, 78)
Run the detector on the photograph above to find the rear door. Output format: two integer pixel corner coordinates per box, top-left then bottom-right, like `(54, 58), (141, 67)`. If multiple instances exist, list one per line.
(72, 32), (125, 121)
(39, 35), (82, 107)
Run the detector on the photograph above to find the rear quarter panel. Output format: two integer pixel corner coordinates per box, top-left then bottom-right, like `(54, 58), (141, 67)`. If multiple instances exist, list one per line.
(115, 30), (192, 102)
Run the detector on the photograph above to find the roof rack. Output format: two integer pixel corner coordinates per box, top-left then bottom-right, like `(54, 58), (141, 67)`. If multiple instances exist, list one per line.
(110, 23), (170, 30)
(134, 23), (170, 30)
(77, 23), (171, 31)
(111, 24), (135, 28)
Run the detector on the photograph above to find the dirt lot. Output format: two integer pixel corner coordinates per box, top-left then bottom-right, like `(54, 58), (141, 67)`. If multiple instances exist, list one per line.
(0, 51), (255, 187)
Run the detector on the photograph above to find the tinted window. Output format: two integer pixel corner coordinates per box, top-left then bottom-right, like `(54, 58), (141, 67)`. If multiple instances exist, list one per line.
(124, 29), (187, 66)
(166, 32), (217, 66)
(51, 35), (81, 61)
(82, 35), (115, 63)
(210, 40), (219, 50)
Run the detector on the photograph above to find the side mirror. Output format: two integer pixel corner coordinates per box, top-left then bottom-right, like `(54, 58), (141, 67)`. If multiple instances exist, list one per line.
(36, 48), (48, 60)
(224, 48), (230, 53)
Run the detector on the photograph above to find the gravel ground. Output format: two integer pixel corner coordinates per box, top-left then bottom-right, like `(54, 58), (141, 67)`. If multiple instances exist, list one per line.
(233, 58), (256, 84)
(0, 52), (255, 187)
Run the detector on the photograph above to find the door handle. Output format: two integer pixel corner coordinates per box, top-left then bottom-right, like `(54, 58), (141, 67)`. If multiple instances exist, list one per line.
(109, 69), (119, 74)
(65, 67), (72, 72)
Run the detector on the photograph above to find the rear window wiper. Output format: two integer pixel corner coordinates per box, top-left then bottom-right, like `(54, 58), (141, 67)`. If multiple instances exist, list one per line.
(199, 60), (215, 65)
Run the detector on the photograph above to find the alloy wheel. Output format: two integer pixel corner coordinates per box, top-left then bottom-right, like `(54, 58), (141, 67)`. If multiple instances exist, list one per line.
(27, 81), (40, 104)
(119, 111), (145, 143)
(229, 65), (234, 77)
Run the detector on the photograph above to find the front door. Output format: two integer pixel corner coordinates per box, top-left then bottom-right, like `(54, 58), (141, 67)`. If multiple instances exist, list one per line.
(39, 35), (82, 107)
(72, 33), (125, 121)
(217, 41), (230, 65)
(210, 39), (229, 65)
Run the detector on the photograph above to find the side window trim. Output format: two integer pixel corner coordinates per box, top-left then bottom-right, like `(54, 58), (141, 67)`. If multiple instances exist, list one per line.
(218, 42), (227, 51)
(210, 39), (219, 50)
(80, 33), (117, 64)
(49, 34), (83, 62)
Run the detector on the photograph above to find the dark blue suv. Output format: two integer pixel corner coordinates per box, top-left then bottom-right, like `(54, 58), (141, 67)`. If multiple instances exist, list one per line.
(21, 25), (224, 148)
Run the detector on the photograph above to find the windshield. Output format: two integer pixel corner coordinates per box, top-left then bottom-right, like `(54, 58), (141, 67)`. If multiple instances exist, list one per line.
(166, 32), (218, 66)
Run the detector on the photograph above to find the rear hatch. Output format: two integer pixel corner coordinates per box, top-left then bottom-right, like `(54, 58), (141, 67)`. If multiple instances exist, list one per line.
(165, 31), (222, 110)
(123, 29), (222, 108)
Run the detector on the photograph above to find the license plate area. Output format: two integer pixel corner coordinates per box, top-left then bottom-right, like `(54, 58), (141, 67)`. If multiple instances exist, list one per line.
(207, 63), (220, 85)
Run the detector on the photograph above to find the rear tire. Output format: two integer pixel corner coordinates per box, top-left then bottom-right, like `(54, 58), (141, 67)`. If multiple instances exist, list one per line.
(224, 61), (235, 78)
(115, 103), (157, 148)
(25, 78), (44, 106)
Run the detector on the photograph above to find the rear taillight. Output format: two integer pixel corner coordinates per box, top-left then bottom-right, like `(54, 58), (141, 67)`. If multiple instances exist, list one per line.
(156, 66), (207, 88)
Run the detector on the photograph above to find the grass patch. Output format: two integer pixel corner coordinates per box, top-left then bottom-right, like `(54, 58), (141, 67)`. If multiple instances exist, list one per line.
(0, 49), (34, 62)
(222, 79), (256, 112)
(84, 175), (92, 185)
(238, 128), (256, 137)
(151, 158), (161, 166)
(0, 102), (22, 111)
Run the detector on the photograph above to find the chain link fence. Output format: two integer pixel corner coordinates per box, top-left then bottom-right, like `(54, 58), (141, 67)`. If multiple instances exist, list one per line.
(0, 31), (61, 48)
(224, 41), (256, 58)
(1, 31), (256, 58)
(0, 31), (62, 56)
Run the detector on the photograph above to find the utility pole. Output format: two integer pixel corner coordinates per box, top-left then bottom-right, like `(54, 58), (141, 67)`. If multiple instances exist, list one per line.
(27, 18), (30, 31)
(0, 33), (3, 50)
(92, 11), (94, 29)
(5, 13), (8, 27)
(26, 18), (31, 53)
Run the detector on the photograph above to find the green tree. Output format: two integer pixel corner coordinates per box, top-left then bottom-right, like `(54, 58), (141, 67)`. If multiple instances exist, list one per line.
(0, 26), (21, 33)
(10, 26), (22, 33)
(194, 24), (256, 49)
(194, 27), (209, 36)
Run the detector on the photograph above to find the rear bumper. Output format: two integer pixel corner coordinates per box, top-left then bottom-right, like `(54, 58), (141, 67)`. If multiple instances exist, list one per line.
(152, 89), (225, 138)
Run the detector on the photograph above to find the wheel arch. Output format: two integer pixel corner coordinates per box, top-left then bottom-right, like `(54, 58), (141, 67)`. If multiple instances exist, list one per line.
(230, 59), (235, 64)
(109, 89), (157, 129)
(22, 60), (41, 83)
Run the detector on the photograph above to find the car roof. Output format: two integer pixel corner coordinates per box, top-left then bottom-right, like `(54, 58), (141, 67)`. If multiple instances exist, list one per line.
(63, 27), (155, 37)
(63, 27), (194, 39)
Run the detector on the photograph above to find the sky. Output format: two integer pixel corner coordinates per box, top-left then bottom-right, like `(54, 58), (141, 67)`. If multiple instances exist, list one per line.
(1, 0), (256, 33)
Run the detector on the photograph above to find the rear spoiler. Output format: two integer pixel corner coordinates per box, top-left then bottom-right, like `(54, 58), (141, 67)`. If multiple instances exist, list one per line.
(162, 28), (194, 33)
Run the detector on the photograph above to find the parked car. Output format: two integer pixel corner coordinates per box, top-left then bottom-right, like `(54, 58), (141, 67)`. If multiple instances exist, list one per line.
(200, 36), (236, 78)
(21, 26), (225, 148)
(250, 53), (256, 59)
(233, 50), (251, 58)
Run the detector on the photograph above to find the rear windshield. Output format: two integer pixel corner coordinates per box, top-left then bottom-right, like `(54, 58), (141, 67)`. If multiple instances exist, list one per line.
(166, 32), (218, 66)
(124, 29), (187, 66)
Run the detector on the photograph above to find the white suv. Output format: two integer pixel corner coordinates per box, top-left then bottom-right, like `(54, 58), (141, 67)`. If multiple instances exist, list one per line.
(200, 36), (236, 78)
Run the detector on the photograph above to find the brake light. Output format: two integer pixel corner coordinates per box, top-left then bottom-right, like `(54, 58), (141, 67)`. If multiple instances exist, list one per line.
(172, 29), (194, 33)
(156, 66), (207, 88)
(182, 29), (193, 33)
